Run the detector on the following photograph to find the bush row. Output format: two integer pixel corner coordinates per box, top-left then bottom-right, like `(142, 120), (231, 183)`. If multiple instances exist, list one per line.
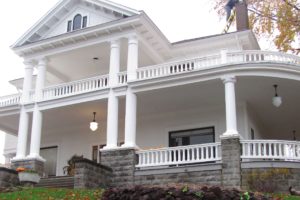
(102, 185), (269, 200)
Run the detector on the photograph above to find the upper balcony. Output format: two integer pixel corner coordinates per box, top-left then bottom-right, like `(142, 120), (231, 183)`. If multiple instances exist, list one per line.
(0, 50), (299, 110)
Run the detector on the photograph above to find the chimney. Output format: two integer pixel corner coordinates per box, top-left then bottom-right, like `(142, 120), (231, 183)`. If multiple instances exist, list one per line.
(235, 0), (249, 31)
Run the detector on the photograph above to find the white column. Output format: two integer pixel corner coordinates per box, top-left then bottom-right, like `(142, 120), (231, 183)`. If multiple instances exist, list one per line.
(13, 60), (35, 160)
(28, 105), (43, 159)
(104, 91), (119, 149)
(14, 107), (29, 160)
(35, 58), (47, 101)
(127, 35), (138, 81)
(28, 58), (47, 160)
(22, 60), (34, 103)
(222, 76), (239, 137)
(104, 40), (120, 149)
(123, 88), (137, 148)
(109, 40), (120, 86)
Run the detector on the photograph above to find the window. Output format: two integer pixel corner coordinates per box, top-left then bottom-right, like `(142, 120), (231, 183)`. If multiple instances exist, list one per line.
(251, 128), (255, 140)
(67, 20), (72, 32)
(82, 16), (87, 28)
(67, 14), (88, 32)
(169, 127), (215, 147)
(73, 14), (82, 30)
(92, 142), (124, 163)
(92, 144), (105, 163)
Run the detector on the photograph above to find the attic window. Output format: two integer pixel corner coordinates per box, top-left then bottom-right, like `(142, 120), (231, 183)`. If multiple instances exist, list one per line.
(67, 14), (88, 32)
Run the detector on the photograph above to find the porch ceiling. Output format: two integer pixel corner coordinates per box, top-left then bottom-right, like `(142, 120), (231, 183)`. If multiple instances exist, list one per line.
(46, 38), (156, 85)
(1, 76), (299, 140)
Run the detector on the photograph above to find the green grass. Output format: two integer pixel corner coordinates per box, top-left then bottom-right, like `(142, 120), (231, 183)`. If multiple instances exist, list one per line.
(0, 187), (104, 200)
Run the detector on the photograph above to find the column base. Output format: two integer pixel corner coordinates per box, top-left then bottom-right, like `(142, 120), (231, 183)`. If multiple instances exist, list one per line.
(102, 145), (118, 150)
(221, 130), (240, 139)
(121, 143), (139, 150)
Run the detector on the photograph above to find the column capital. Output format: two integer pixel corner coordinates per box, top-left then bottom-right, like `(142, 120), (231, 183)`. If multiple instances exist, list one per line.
(110, 40), (120, 48)
(37, 57), (48, 66)
(128, 35), (138, 45)
(222, 76), (236, 84)
(23, 60), (36, 68)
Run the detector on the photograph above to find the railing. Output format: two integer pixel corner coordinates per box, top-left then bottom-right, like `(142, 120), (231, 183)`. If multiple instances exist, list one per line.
(1, 50), (299, 107)
(136, 143), (221, 168)
(118, 72), (127, 85)
(136, 55), (221, 80)
(0, 94), (21, 107)
(43, 75), (109, 100)
(227, 50), (300, 65)
(241, 140), (300, 161)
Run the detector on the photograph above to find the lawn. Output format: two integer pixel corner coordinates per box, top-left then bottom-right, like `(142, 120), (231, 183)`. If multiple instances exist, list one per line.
(1, 187), (300, 200)
(0, 188), (103, 200)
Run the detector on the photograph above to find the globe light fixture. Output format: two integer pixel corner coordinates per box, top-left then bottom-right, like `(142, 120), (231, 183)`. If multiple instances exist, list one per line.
(90, 112), (98, 131)
(272, 84), (282, 107)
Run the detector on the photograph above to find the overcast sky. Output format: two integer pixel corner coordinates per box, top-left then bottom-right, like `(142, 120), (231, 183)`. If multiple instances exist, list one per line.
(0, 0), (224, 163)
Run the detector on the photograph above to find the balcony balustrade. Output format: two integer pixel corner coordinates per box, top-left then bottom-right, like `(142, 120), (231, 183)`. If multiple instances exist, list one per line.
(0, 50), (299, 106)
(136, 143), (221, 168)
(0, 94), (21, 107)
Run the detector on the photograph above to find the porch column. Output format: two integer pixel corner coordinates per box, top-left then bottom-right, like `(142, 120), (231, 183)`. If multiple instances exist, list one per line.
(14, 61), (34, 160)
(109, 40), (120, 86)
(35, 58), (47, 101)
(127, 35), (138, 81)
(104, 40), (120, 149)
(123, 87), (137, 148)
(14, 107), (30, 160)
(28, 58), (47, 160)
(22, 60), (34, 103)
(222, 76), (239, 136)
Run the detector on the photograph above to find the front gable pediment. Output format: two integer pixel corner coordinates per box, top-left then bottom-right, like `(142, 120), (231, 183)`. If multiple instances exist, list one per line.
(12, 0), (140, 48)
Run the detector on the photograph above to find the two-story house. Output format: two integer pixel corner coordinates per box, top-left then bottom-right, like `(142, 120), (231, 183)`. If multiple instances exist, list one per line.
(1, 0), (300, 190)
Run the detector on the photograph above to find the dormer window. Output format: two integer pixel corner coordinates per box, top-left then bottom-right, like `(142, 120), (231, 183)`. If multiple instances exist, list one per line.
(67, 14), (88, 32)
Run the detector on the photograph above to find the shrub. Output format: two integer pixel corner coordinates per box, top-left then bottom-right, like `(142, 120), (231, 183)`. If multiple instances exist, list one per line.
(102, 185), (269, 200)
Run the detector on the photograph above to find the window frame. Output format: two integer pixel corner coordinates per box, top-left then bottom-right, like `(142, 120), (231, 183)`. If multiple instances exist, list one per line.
(169, 126), (215, 147)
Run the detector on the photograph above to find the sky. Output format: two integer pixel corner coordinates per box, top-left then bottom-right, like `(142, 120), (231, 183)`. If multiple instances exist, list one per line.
(0, 0), (225, 163)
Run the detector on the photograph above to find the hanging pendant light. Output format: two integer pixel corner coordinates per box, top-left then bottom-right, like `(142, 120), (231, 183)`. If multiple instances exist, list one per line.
(90, 112), (98, 131)
(272, 85), (282, 107)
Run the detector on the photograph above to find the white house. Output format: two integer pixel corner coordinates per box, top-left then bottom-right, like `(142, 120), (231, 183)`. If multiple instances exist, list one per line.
(1, 0), (300, 189)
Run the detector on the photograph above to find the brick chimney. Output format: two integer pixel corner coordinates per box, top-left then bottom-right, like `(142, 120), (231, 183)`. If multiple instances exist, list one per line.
(235, 0), (249, 31)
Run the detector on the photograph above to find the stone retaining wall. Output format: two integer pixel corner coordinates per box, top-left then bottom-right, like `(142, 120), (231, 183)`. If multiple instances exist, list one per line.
(135, 164), (222, 186)
(241, 161), (300, 192)
(74, 158), (112, 189)
(0, 167), (19, 188)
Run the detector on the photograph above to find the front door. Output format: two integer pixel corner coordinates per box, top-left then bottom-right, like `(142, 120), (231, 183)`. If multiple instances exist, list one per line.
(40, 146), (58, 177)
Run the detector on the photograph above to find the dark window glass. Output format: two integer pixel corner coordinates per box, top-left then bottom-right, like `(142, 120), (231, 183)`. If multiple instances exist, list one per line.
(169, 127), (215, 147)
(67, 20), (72, 32)
(82, 16), (87, 28)
(73, 14), (82, 30)
(251, 128), (255, 140)
(92, 146), (98, 162)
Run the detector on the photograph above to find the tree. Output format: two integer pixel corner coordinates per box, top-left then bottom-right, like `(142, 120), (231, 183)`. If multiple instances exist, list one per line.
(213, 0), (300, 55)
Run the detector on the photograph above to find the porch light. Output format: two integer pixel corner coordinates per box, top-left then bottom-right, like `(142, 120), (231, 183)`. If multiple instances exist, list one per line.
(90, 112), (98, 131)
(272, 85), (282, 107)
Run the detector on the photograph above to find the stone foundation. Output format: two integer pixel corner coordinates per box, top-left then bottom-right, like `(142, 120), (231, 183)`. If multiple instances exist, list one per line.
(221, 136), (241, 189)
(0, 167), (19, 188)
(241, 161), (300, 192)
(135, 164), (222, 186)
(74, 158), (112, 189)
(11, 159), (45, 177)
(101, 148), (136, 187)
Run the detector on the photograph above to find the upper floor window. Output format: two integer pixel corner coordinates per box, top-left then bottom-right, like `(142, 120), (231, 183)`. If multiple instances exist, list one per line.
(67, 14), (88, 32)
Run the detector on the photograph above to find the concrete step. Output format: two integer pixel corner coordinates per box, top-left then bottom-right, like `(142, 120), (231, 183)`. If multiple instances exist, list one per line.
(36, 176), (74, 189)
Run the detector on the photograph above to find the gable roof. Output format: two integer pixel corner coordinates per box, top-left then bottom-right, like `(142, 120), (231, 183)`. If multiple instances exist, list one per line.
(12, 0), (140, 48)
